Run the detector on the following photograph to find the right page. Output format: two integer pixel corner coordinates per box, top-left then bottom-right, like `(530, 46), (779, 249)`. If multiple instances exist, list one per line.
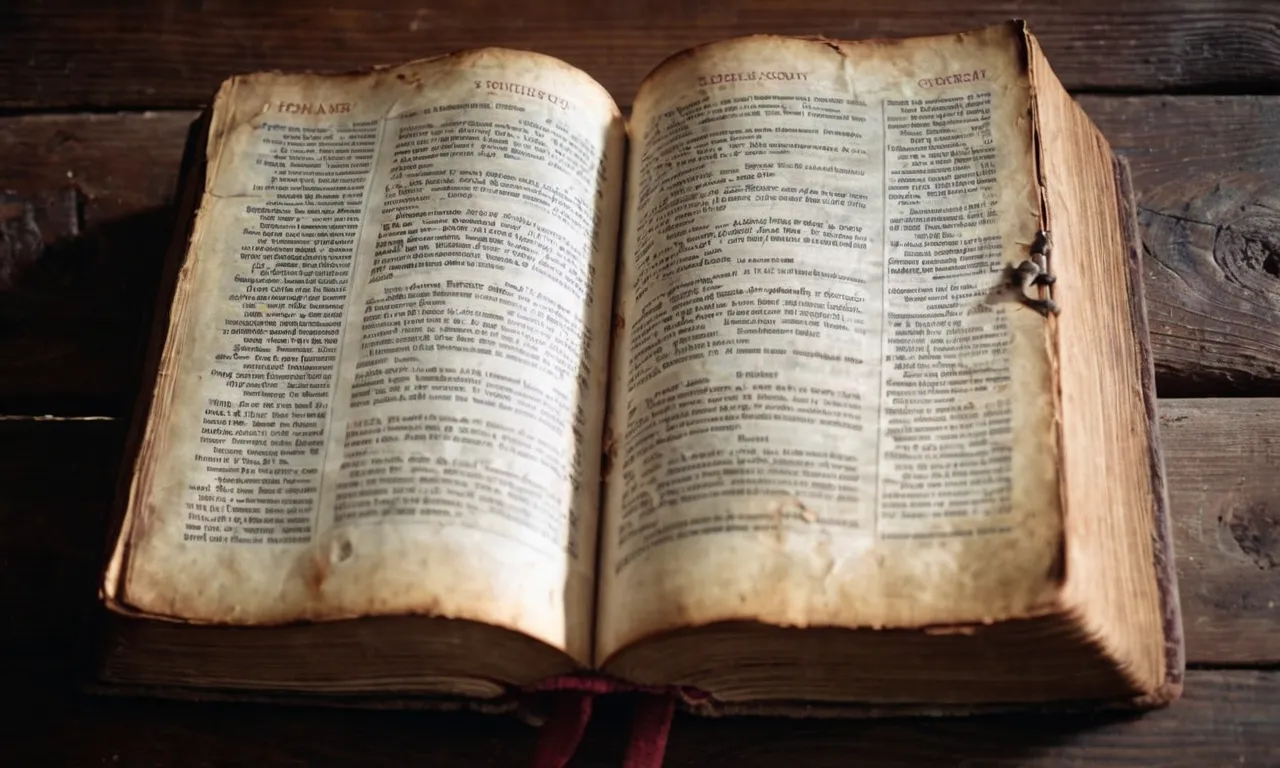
(599, 23), (1061, 662)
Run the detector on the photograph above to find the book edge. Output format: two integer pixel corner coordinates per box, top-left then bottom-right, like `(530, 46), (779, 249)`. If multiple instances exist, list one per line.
(1021, 23), (1182, 707)
(1112, 155), (1186, 704)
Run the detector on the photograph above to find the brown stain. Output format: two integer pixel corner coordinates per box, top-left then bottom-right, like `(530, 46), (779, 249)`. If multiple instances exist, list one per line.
(1226, 502), (1278, 569)
(635, 41), (706, 97)
(394, 70), (425, 87)
(804, 37), (846, 57)
(612, 313), (625, 333)
(303, 541), (337, 598)
(305, 558), (328, 597)
(812, 534), (834, 583)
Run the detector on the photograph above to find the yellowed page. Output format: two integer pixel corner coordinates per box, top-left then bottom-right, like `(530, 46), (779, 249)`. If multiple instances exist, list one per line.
(598, 24), (1060, 663)
(107, 50), (624, 665)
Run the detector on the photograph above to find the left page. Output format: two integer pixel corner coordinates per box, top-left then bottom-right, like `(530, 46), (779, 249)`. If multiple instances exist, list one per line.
(104, 51), (625, 665)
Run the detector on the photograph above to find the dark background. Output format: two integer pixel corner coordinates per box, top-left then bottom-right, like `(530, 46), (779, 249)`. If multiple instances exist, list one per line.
(2, 2), (1279, 765)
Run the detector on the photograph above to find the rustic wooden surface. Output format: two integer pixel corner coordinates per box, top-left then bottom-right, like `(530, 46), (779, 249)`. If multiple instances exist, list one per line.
(2, 1), (1279, 765)
(5, 1), (1280, 107)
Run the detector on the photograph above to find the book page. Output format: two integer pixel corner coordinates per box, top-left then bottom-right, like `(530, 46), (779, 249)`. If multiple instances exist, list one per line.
(598, 24), (1061, 662)
(106, 51), (624, 664)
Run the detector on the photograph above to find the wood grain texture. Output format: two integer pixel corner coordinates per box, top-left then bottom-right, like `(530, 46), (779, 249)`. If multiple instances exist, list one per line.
(1159, 400), (1280, 663)
(1081, 96), (1280, 396)
(1079, 96), (1280, 192)
(4, 1), (1280, 110)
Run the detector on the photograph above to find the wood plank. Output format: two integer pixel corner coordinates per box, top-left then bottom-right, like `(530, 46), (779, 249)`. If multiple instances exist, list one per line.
(662, 672), (1280, 767)
(4, 1), (1280, 110)
(1079, 97), (1280, 193)
(6, 670), (1277, 766)
(1081, 96), (1280, 396)
(2, 97), (1279, 411)
(1159, 399), (1280, 663)
(0, 112), (191, 413)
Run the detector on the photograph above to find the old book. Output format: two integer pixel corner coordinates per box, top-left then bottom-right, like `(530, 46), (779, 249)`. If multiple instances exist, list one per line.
(98, 20), (1183, 723)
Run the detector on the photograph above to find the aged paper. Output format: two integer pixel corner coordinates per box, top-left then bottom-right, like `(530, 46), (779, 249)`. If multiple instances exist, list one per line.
(598, 25), (1061, 662)
(108, 50), (624, 664)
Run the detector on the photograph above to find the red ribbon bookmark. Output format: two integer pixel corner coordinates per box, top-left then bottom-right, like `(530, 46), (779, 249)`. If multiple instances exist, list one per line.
(527, 676), (684, 768)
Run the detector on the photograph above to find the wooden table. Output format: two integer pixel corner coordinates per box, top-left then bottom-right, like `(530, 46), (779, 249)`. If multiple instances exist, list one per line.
(3, 2), (1279, 765)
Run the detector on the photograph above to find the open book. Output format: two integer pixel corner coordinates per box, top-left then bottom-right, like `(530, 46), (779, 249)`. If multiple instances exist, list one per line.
(100, 21), (1183, 715)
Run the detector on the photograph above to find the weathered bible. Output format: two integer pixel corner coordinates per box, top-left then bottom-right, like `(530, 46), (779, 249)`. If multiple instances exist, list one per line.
(99, 21), (1184, 723)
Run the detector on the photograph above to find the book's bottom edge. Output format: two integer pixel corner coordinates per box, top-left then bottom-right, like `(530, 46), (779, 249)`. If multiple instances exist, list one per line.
(83, 676), (1179, 722)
